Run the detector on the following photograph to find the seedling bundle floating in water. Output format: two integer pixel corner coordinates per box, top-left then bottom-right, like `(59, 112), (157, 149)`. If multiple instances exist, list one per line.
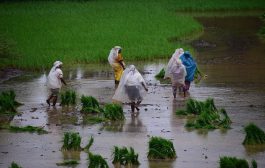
(81, 95), (102, 113)
(56, 160), (79, 166)
(219, 156), (257, 168)
(112, 146), (140, 166)
(60, 90), (76, 106)
(155, 68), (165, 79)
(88, 152), (109, 168)
(176, 98), (231, 129)
(103, 103), (125, 121)
(243, 123), (265, 145)
(61, 132), (82, 151)
(0, 90), (21, 114)
(148, 136), (176, 160)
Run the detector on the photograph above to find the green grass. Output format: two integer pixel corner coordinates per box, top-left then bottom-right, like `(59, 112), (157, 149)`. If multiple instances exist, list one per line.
(9, 125), (48, 134)
(148, 136), (176, 160)
(60, 90), (76, 106)
(9, 162), (22, 168)
(88, 152), (109, 168)
(219, 156), (257, 168)
(56, 160), (79, 166)
(103, 103), (125, 121)
(61, 132), (82, 151)
(176, 98), (232, 129)
(112, 146), (140, 166)
(81, 95), (102, 113)
(0, 90), (21, 115)
(243, 123), (265, 145)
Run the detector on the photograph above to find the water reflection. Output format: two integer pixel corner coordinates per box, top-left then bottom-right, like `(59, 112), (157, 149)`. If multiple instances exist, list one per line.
(244, 144), (265, 156)
(61, 150), (81, 161)
(124, 115), (147, 133)
(100, 120), (125, 132)
(148, 160), (175, 168)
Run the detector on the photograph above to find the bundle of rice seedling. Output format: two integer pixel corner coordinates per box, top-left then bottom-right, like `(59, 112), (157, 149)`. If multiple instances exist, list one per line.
(176, 98), (231, 129)
(155, 68), (165, 79)
(219, 156), (256, 168)
(112, 146), (140, 166)
(103, 103), (125, 121)
(61, 132), (82, 151)
(81, 95), (102, 113)
(243, 123), (265, 145)
(148, 136), (176, 160)
(60, 90), (76, 106)
(9, 162), (22, 168)
(88, 152), (109, 168)
(0, 90), (21, 114)
(9, 125), (48, 134)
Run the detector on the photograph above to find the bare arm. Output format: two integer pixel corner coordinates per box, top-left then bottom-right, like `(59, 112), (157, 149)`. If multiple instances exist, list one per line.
(141, 82), (148, 91)
(118, 60), (125, 70)
(61, 78), (67, 86)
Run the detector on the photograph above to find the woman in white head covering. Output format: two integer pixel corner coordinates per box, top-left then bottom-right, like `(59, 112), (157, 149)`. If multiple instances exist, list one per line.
(108, 46), (125, 84)
(46, 61), (67, 106)
(113, 65), (148, 113)
(169, 59), (186, 98)
(164, 48), (184, 79)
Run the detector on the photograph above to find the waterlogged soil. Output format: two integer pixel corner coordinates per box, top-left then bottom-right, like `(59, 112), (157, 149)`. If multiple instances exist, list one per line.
(0, 16), (265, 168)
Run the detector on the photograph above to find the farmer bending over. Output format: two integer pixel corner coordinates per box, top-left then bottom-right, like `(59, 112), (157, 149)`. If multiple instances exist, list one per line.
(46, 61), (66, 106)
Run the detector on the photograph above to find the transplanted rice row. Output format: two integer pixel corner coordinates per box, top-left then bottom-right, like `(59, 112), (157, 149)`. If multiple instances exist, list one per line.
(88, 152), (109, 168)
(243, 123), (265, 145)
(219, 156), (258, 168)
(112, 146), (140, 166)
(176, 98), (232, 129)
(148, 136), (176, 160)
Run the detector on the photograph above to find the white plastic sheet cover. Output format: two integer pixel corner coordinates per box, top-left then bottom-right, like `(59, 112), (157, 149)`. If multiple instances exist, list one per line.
(169, 59), (186, 86)
(164, 48), (184, 79)
(47, 61), (63, 89)
(108, 46), (122, 67)
(112, 65), (147, 103)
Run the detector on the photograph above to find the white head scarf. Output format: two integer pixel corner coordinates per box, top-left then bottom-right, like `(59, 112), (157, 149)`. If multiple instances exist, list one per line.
(108, 46), (122, 66)
(170, 59), (186, 85)
(49, 61), (63, 73)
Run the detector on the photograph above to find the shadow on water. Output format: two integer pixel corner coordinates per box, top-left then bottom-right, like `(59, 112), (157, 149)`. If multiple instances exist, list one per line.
(0, 15), (265, 168)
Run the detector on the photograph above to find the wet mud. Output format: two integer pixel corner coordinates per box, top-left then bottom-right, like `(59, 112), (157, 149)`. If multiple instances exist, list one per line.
(1, 16), (265, 168)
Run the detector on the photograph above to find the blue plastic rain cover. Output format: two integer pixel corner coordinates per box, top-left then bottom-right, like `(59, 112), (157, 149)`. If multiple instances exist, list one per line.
(179, 51), (197, 82)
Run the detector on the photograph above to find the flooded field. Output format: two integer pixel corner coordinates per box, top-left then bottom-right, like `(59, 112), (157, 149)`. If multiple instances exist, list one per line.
(1, 16), (265, 168)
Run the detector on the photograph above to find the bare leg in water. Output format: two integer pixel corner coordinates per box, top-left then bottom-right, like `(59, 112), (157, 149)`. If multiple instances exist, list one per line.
(131, 102), (136, 113)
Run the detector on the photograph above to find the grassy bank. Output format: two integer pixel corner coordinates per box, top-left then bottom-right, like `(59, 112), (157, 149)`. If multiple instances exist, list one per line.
(0, 0), (264, 69)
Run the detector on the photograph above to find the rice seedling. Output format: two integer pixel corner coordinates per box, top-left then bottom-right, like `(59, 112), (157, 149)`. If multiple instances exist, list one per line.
(176, 98), (231, 129)
(84, 136), (94, 152)
(147, 136), (176, 160)
(9, 125), (48, 134)
(60, 90), (76, 106)
(88, 152), (109, 168)
(112, 146), (140, 166)
(56, 160), (79, 166)
(252, 160), (258, 168)
(219, 156), (257, 168)
(9, 162), (22, 168)
(81, 96), (103, 114)
(155, 68), (165, 79)
(243, 123), (265, 145)
(103, 103), (125, 121)
(61, 132), (82, 151)
(0, 90), (21, 115)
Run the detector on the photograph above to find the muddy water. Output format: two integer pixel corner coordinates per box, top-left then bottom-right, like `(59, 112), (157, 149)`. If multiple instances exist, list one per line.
(1, 16), (265, 168)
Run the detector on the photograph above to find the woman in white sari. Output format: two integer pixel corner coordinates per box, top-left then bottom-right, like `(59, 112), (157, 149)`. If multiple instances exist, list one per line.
(113, 65), (148, 113)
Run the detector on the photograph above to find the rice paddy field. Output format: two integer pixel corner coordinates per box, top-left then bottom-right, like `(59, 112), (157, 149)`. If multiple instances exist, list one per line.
(1, 1), (265, 168)
(0, 0), (265, 69)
